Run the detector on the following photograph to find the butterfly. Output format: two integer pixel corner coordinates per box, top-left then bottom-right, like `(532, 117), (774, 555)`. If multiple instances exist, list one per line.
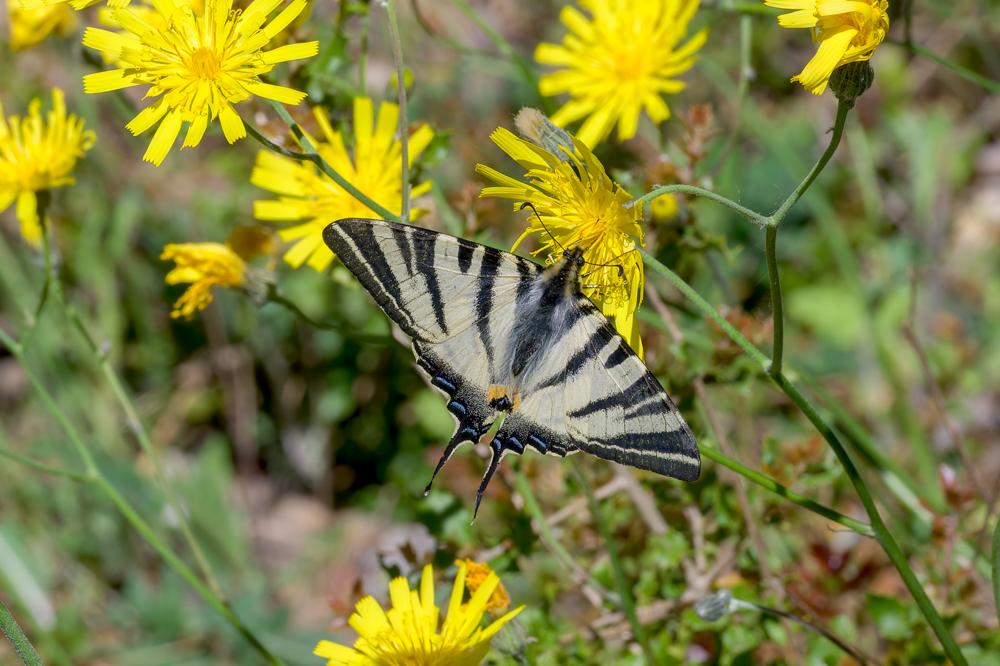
(323, 218), (700, 515)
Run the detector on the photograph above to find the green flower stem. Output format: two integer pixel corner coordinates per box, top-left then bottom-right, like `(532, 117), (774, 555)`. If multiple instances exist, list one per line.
(0, 328), (285, 666)
(993, 515), (1000, 624)
(699, 446), (873, 536)
(640, 251), (967, 665)
(0, 445), (91, 483)
(447, 0), (549, 111)
(570, 461), (663, 666)
(889, 38), (1000, 94)
(383, 0), (410, 224)
(37, 224), (224, 601)
(0, 597), (42, 666)
(764, 226), (784, 375)
(255, 104), (400, 223)
(632, 184), (769, 227)
(766, 100), (851, 226)
(265, 286), (391, 343)
(511, 468), (616, 603)
(764, 100), (850, 376)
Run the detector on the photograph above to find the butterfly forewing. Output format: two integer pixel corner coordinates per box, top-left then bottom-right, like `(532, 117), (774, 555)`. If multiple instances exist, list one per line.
(323, 218), (700, 513)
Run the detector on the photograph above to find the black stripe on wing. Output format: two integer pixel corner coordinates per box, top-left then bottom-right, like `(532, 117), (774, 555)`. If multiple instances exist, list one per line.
(324, 219), (422, 339)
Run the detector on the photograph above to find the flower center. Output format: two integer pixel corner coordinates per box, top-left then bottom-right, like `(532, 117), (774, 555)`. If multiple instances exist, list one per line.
(188, 47), (222, 80)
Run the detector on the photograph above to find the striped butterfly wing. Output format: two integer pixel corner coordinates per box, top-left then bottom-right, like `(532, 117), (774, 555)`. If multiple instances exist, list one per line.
(323, 218), (699, 515)
(494, 296), (700, 482)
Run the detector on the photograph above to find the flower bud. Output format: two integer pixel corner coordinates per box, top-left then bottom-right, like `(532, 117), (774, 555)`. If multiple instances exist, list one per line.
(829, 61), (875, 108)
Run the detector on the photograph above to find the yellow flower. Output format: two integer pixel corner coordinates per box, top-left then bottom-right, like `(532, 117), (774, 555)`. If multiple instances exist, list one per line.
(314, 562), (523, 666)
(475, 113), (647, 357)
(766, 0), (889, 95)
(161, 242), (246, 318)
(6, 0), (76, 51)
(82, 0), (318, 166)
(455, 560), (510, 614)
(0, 89), (95, 245)
(535, 0), (707, 147)
(252, 97), (434, 271)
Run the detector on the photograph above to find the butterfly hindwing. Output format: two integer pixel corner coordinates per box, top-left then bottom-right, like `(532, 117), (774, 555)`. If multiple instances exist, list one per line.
(323, 218), (700, 513)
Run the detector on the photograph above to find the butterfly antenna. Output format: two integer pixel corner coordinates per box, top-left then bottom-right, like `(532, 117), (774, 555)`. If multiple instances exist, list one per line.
(472, 440), (504, 521)
(581, 247), (637, 280)
(519, 202), (567, 255)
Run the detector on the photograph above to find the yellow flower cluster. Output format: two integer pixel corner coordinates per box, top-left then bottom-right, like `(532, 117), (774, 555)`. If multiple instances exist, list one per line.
(315, 562), (522, 665)
(253, 98), (433, 271)
(766, 0), (889, 94)
(0, 89), (94, 245)
(477, 110), (647, 357)
(535, 0), (707, 147)
(82, 0), (318, 165)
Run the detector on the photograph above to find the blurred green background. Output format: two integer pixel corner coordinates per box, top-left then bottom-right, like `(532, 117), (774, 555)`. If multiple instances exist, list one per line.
(1, 0), (999, 663)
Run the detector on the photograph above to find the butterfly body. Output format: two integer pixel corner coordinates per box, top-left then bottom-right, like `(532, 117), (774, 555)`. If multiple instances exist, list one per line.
(323, 218), (699, 515)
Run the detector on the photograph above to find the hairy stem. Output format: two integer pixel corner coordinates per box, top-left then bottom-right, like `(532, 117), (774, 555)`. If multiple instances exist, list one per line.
(0, 598), (42, 666)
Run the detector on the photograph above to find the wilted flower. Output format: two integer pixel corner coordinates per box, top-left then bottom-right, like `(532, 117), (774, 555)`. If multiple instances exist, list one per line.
(82, 0), (318, 165)
(455, 560), (510, 614)
(252, 97), (433, 271)
(314, 562), (523, 665)
(535, 0), (707, 147)
(765, 0), (889, 95)
(0, 89), (95, 245)
(476, 111), (647, 357)
(161, 242), (246, 318)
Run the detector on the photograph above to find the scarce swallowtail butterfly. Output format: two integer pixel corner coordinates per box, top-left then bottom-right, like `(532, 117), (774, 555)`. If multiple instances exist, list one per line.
(323, 218), (700, 515)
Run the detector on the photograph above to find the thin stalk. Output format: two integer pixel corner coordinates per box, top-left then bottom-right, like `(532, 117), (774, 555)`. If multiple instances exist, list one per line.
(447, 0), (547, 110)
(0, 328), (285, 666)
(383, 0), (410, 223)
(640, 252), (967, 664)
(889, 38), (1000, 94)
(993, 515), (999, 624)
(0, 445), (92, 483)
(265, 287), (391, 343)
(764, 225), (783, 376)
(254, 105), (399, 222)
(705, 14), (753, 178)
(631, 184), (770, 227)
(767, 100), (850, 226)
(40, 224), (223, 599)
(570, 462), (663, 666)
(763, 101), (850, 376)
(746, 600), (878, 665)
(0, 598), (42, 666)
(699, 446), (873, 536)
(511, 469), (616, 603)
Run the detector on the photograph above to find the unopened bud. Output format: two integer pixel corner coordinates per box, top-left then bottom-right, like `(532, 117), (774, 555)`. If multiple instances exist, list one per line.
(694, 590), (733, 621)
(829, 61), (874, 108)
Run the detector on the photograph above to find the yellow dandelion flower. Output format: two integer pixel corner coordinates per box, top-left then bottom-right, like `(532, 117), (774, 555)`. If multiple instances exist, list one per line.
(6, 0), (76, 51)
(251, 97), (434, 271)
(314, 563), (523, 666)
(82, 0), (318, 166)
(766, 0), (889, 95)
(535, 0), (707, 147)
(456, 560), (510, 614)
(161, 242), (246, 318)
(0, 89), (95, 246)
(475, 113), (647, 357)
